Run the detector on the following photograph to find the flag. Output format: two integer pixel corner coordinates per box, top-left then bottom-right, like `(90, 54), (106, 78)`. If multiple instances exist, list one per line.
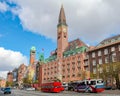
(39, 53), (44, 62)
(42, 48), (44, 51)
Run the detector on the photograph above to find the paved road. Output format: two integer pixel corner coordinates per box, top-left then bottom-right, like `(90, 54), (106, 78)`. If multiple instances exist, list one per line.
(0, 89), (120, 96)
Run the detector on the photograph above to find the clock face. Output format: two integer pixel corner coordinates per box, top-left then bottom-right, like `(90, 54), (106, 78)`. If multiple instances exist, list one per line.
(63, 28), (66, 32)
(58, 28), (61, 32)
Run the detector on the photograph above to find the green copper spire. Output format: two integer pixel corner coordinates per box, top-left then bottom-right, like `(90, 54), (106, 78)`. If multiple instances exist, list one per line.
(30, 46), (36, 51)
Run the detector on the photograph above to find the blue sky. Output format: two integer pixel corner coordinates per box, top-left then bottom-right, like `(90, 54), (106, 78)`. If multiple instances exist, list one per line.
(0, 9), (56, 59)
(0, 0), (120, 78)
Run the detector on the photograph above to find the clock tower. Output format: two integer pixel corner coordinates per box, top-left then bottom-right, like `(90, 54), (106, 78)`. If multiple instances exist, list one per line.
(57, 5), (68, 59)
(30, 46), (36, 65)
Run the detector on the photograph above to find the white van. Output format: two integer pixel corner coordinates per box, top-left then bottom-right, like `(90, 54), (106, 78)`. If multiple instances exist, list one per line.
(62, 82), (68, 91)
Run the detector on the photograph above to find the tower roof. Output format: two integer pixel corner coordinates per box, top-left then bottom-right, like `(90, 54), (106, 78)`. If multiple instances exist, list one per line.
(96, 34), (120, 48)
(30, 46), (36, 51)
(58, 5), (67, 26)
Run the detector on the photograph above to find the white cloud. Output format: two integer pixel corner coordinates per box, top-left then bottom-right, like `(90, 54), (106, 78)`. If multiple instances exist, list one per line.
(0, 47), (28, 78)
(0, 71), (8, 79)
(5, 0), (120, 45)
(0, 2), (8, 12)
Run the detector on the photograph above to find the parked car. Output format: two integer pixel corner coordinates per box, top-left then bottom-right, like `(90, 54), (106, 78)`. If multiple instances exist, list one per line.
(0, 87), (4, 91)
(105, 86), (112, 90)
(25, 87), (35, 91)
(1, 87), (11, 94)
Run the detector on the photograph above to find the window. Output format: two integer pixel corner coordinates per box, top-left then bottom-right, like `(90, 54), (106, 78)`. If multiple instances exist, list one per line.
(67, 75), (70, 78)
(98, 51), (101, 56)
(72, 74), (75, 77)
(111, 47), (115, 52)
(92, 60), (96, 66)
(93, 68), (96, 74)
(104, 49), (108, 55)
(64, 34), (66, 38)
(84, 61), (88, 66)
(112, 53), (117, 62)
(62, 69), (65, 72)
(105, 56), (109, 63)
(92, 52), (95, 58)
(62, 76), (65, 78)
(119, 45), (120, 51)
(77, 73), (81, 77)
(67, 69), (70, 72)
(72, 66), (75, 71)
(67, 64), (70, 68)
(85, 67), (89, 71)
(78, 61), (81, 67)
(99, 67), (103, 73)
(86, 55), (89, 59)
(91, 81), (96, 85)
(98, 58), (102, 64)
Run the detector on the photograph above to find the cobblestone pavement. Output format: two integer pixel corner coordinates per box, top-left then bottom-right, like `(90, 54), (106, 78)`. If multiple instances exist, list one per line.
(0, 89), (120, 96)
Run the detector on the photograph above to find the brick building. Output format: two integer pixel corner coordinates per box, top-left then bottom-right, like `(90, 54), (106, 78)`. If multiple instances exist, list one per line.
(88, 35), (120, 87)
(18, 63), (27, 86)
(7, 72), (13, 83)
(36, 5), (90, 85)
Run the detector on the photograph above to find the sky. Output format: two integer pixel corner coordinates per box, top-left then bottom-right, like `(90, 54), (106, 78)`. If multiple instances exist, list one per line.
(0, 0), (120, 78)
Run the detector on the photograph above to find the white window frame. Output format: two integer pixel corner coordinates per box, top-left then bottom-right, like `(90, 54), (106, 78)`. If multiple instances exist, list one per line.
(105, 56), (109, 63)
(85, 61), (88, 66)
(92, 52), (95, 58)
(98, 50), (101, 56)
(93, 68), (96, 74)
(111, 47), (115, 52)
(112, 53), (116, 62)
(104, 49), (108, 55)
(98, 58), (102, 64)
(92, 60), (96, 66)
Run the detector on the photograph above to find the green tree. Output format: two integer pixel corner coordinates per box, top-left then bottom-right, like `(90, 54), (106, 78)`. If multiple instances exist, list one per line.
(98, 62), (120, 88)
(23, 77), (32, 84)
(6, 81), (13, 87)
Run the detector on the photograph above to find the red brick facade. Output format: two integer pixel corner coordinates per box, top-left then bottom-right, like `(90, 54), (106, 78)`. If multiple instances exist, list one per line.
(39, 5), (90, 84)
(7, 72), (13, 82)
(18, 64), (27, 85)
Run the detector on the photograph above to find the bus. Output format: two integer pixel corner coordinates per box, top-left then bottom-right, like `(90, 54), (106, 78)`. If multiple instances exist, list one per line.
(62, 82), (68, 90)
(41, 82), (64, 93)
(74, 79), (105, 93)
